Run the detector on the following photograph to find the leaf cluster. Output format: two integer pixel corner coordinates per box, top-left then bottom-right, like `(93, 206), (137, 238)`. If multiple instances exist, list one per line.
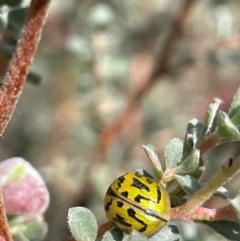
(68, 90), (240, 241)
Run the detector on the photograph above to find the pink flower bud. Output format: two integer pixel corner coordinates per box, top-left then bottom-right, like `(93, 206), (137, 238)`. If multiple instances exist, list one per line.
(0, 157), (49, 218)
(0, 236), (6, 241)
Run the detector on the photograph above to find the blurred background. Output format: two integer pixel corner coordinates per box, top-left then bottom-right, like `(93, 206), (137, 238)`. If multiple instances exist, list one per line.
(1, 0), (240, 240)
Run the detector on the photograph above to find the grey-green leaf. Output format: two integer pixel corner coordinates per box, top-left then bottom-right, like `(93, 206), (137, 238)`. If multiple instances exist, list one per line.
(216, 111), (240, 139)
(200, 220), (240, 241)
(142, 144), (162, 181)
(174, 174), (202, 195)
(10, 220), (48, 241)
(148, 225), (180, 241)
(176, 149), (200, 174)
(229, 106), (240, 128)
(12, 233), (29, 241)
(128, 231), (148, 241)
(102, 231), (116, 241)
(68, 207), (97, 241)
(165, 138), (183, 169)
(229, 87), (240, 118)
(200, 98), (222, 140)
(101, 228), (123, 241)
(183, 119), (203, 158)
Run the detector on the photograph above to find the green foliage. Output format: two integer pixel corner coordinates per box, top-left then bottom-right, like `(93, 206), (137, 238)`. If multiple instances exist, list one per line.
(199, 220), (240, 241)
(199, 98), (222, 142)
(101, 229), (123, 241)
(142, 144), (162, 181)
(10, 220), (47, 241)
(68, 88), (240, 240)
(68, 207), (98, 241)
(165, 138), (183, 169)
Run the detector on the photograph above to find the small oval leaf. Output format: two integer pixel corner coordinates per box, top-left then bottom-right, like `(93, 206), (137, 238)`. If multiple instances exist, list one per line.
(128, 230), (148, 241)
(229, 87), (240, 118)
(102, 228), (123, 241)
(165, 138), (183, 169)
(68, 207), (97, 241)
(216, 111), (240, 140)
(176, 149), (200, 174)
(183, 119), (203, 158)
(142, 144), (163, 181)
(174, 174), (202, 195)
(199, 98), (222, 141)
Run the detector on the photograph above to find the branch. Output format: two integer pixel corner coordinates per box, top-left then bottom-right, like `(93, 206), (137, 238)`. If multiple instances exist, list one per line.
(97, 0), (196, 162)
(171, 156), (240, 220)
(0, 188), (13, 241)
(0, 0), (51, 135)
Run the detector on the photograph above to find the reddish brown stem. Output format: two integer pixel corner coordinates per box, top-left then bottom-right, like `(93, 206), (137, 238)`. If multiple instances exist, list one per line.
(97, 0), (196, 162)
(97, 221), (115, 238)
(199, 135), (221, 155)
(0, 0), (51, 135)
(0, 188), (13, 241)
(171, 205), (239, 222)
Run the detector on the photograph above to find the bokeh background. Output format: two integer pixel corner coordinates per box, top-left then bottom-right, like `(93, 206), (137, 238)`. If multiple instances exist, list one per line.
(1, 0), (240, 240)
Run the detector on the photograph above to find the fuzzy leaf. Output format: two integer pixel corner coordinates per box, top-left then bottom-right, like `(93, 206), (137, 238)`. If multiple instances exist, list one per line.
(11, 233), (29, 241)
(201, 220), (240, 241)
(165, 138), (183, 169)
(128, 231), (148, 241)
(101, 228), (123, 241)
(102, 231), (116, 241)
(68, 207), (97, 241)
(142, 144), (162, 181)
(176, 149), (200, 174)
(216, 111), (240, 139)
(183, 119), (203, 158)
(229, 87), (240, 118)
(200, 98), (222, 140)
(10, 220), (47, 241)
(174, 174), (202, 195)
(148, 225), (180, 241)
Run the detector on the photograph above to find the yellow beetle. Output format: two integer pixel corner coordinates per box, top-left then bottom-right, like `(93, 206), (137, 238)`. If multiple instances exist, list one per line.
(104, 172), (170, 237)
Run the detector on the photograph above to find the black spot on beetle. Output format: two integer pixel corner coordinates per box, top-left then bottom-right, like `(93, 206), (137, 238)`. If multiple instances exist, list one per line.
(106, 187), (117, 197)
(134, 194), (150, 203)
(157, 186), (162, 203)
(105, 199), (113, 212)
(118, 175), (125, 184)
(113, 214), (131, 227)
(117, 201), (124, 208)
(121, 191), (129, 198)
(127, 208), (147, 232)
(139, 226), (147, 233)
(131, 178), (150, 192)
(146, 178), (153, 184)
(117, 175), (126, 189)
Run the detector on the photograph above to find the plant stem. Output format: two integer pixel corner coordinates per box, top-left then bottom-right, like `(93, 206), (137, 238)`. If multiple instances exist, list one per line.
(0, 0), (51, 135)
(0, 188), (13, 241)
(171, 156), (240, 220)
(97, 221), (115, 238)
